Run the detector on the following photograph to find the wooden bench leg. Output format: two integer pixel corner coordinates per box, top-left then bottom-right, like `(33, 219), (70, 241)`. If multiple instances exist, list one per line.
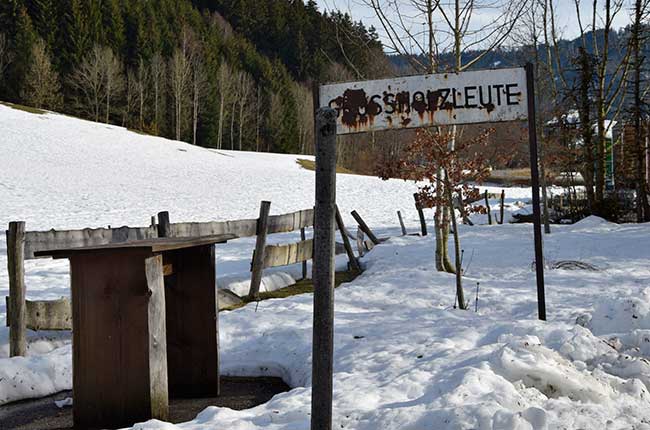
(164, 244), (219, 397)
(70, 250), (168, 429)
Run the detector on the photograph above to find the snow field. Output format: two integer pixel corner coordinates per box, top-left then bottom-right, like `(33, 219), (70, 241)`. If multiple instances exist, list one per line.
(1, 104), (650, 429)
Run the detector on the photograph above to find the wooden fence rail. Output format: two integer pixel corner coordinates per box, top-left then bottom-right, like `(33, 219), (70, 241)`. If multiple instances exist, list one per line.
(4, 203), (363, 356)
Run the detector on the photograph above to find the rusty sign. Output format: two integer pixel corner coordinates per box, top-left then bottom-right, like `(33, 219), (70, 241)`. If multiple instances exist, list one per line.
(319, 67), (528, 134)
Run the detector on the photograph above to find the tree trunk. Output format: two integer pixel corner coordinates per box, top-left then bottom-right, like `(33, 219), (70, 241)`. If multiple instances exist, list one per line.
(445, 180), (465, 309)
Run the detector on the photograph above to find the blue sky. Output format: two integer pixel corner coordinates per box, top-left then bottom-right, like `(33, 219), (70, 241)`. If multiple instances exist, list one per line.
(315, 0), (633, 50)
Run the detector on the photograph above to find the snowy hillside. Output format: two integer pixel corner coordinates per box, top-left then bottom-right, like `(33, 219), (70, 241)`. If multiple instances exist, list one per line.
(1, 104), (650, 429)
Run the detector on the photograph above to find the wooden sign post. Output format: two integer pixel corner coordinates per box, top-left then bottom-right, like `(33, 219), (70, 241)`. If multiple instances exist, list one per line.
(311, 107), (337, 430)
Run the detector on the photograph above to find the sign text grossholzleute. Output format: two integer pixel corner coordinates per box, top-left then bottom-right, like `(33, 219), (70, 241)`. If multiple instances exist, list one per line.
(319, 68), (528, 135)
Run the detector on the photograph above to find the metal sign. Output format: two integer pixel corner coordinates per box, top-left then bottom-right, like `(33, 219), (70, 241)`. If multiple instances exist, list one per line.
(319, 67), (528, 134)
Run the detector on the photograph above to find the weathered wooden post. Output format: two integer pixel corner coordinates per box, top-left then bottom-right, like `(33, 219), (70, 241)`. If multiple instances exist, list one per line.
(356, 229), (365, 257)
(311, 108), (337, 430)
(7, 221), (27, 357)
(350, 210), (380, 245)
(484, 191), (493, 225)
(397, 211), (407, 235)
(414, 193), (428, 236)
(151, 216), (157, 228)
(335, 206), (361, 274)
(249, 201), (271, 300)
(157, 211), (171, 238)
(499, 190), (505, 224)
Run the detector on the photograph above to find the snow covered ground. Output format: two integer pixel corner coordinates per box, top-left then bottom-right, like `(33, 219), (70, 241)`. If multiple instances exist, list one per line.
(1, 104), (649, 429)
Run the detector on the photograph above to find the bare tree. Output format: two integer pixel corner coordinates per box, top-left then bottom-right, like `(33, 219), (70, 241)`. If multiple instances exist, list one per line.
(70, 45), (106, 122)
(0, 33), (12, 81)
(236, 70), (254, 150)
(216, 62), (234, 149)
(169, 33), (192, 141)
(190, 45), (208, 146)
(102, 47), (124, 124)
(628, 0), (650, 221)
(22, 37), (62, 110)
(150, 52), (165, 134)
(134, 57), (149, 130)
(292, 82), (314, 154)
(123, 68), (138, 127)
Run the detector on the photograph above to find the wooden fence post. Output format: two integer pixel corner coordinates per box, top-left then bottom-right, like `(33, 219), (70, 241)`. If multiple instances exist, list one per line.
(7, 221), (27, 357)
(151, 216), (157, 228)
(350, 210), (380, 245)
(311, 107), (337, 430)
(356, 229), (365, 257)
(397, 211), (407, 235)
(248, 201), (271, 300)
(484, 191), (492, 225)
(157, 211), (171, 237)
(335, 206), (361, 274)
(499, 190), (505, 224)
(414, 193), (428, 236)
(300, 227), (308, 280)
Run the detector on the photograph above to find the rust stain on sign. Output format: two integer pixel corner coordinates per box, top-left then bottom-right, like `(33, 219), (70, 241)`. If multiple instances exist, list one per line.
(320, 67), (528, 135)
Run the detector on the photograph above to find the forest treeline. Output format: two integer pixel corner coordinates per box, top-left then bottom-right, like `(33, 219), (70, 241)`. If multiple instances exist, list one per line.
(0, 0), (386, 153)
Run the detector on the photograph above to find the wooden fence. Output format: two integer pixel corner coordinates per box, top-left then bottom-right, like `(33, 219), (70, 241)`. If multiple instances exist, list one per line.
(5, 201), (362, 356)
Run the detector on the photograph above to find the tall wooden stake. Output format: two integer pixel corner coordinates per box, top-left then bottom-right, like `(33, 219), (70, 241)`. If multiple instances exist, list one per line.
(526, 62), (546, 321)
(397, 211), (407, 235)
(7, 221), (27, 357)
(335, 206), (361, 274)
(311, 107), (337, 430)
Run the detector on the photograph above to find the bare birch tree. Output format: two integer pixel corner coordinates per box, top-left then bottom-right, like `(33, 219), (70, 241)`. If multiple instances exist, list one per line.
(150, 52), (165, 134)
(236, 70), (254, 151)
(190, 45), (208, 146)
(102, 47), (124, 124)
(22, 37), (62, 110)
(70, 45), (106, 122)
(169, 34), (192, 141)
(216, 62), (234, 149)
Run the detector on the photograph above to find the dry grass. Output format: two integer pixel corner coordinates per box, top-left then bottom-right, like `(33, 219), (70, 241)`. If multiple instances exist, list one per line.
(0, 101), (46, 115)
(296, 158), (358, 175)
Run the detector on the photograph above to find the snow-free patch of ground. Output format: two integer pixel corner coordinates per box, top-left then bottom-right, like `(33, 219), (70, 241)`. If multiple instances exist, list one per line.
(1, 105), (650, 429)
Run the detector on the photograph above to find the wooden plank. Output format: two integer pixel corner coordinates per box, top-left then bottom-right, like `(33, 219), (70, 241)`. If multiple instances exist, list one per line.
(170, 219), (257, 238)
(7, 221), (26, 357)
(25, 225), (158, 260)
(263, 239), (314, 269)
(267, 208), (314, 234)
(144, 255), (169, 420)
(34, 235), (235, 258)
(162, 264), (174, 276)
(350, 210), (380, 245)
(71, 249), (160, 429)
(335, 206), (361, 273)
(164, 244), (219, 397)
(248, 201), (271, 299)
(6, 297), (72, 330)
